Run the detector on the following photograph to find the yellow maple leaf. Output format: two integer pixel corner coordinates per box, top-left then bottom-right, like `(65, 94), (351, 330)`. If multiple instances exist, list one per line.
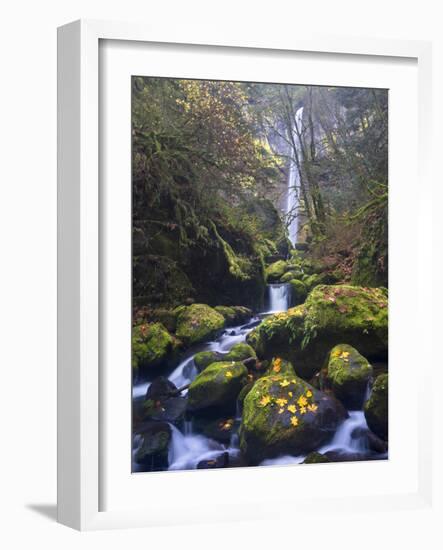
(307, 403), (318, 413)
(287, 404), (297, 414)
(290, 416), (299, 427)
(259, 395), (271, 407)
(288, 391), (293, 397)
(276, 398), (288, 407)
(225, 371), (233, 378)
(297, 395), (308, 407)
(340, 351), (350, 359)
(306, 390), (313, 398)
(299, 406), (307, 414)
(278, 408), (284, 415)
(280, 379), (290, 388)
(273, 357), (282, 373)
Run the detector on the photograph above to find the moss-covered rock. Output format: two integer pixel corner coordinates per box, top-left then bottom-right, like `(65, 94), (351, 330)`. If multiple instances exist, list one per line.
(188, 361), (248, 413)
(132, 322), (177, 372)
(303, 451), (330, 464)
(134, 422), (171, 469)
(247, 285), (388, 379)
(289, 279), (308, 305)
(280, 270), (302, 283)
(175, 304), (225, 346)
(326, 344), (373, 409)
(265, 260), (288, 283)
(265, 357), (296, 377)
(193, 351), (222, 372)
(224, 343), (256, 362)
(364, 373), (388, 440)
(240, 371), (346, 463)
(215, 305), (253, 326)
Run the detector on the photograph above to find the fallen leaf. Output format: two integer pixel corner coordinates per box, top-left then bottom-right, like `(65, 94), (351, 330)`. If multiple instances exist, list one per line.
(259, 395), (271, 407)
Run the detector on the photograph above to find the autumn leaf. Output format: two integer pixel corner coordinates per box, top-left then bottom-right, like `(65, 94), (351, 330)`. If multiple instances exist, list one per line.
(287, 404), (297, 414)
(307, 403), (318, 413)
(290, 416), (299, 427)
(297, 395), (308, 407)
(259, 395), (271, 407)
(299, 406), (307, 414)
(280, 379), (290, 388)
(276, 398), (288, 407)
(273, 357), (282, 373)
(288, 391), (293, 398)
(225, 371), (233, 378)
(306, 390), (313, 398)
(278, 408), (284, 415)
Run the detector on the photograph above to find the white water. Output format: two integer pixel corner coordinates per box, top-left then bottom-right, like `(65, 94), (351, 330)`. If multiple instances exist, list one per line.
(318, 411), (369, 455)
(266, 283), (291, 313)
(286, 106), (304, 246)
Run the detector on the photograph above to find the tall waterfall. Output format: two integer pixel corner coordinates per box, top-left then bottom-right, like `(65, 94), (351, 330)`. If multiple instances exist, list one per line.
(286, 106), (304, 246)
(267, 283), (291, 313)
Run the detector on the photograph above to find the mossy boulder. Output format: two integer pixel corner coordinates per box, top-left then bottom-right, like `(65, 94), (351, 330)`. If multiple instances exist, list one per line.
(280, 270), (302, 283)
(326, 344), (373, 409)
(265, 260), (288, 283)
(303, 451), (330, 464)
(265, 357), (296, 377)
(224, 343), (256, 362)
(194, 351), (222, 372)
(175, 304), (225, 346)
(247, 285), (388, 379)
(134, 422), (171, 469)
(188, 361), (248, 413)
(289, 279), (308, 305)
(132, 322), (177, 372)
(364, 373), (388, 440)
(215, 305), (253, 326)
(240, 371), (347, 463)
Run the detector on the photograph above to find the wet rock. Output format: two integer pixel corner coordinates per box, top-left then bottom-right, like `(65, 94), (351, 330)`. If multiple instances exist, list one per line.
(134, 422), (171, 469)
(197, 451), (230, 469)
(325, 344), (373, 409)
(247, 285), (388, 379)
(303, 452), (330, 464)
(194, 351), (222, 372)
(265, 260), (288, 283)
(239, 371), (347, 464)
(188, 361), (248, 413)
(132, 322), (179, 373)
(175, 304), (225, 346)
(146, 376), (177, 400)
(364, 373), (388, 441)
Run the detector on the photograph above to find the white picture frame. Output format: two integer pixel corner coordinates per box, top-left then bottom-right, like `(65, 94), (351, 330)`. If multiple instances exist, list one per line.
(57, 19), (433, 531)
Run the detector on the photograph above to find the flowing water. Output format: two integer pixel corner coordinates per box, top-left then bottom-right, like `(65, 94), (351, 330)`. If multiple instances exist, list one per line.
(133, 283), (386, 471)
(286, 106), (304, 247)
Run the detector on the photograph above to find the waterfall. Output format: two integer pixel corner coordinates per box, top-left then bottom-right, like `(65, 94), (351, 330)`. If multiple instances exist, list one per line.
(267, 283), (290, 313)
(286, 106), (304, 246)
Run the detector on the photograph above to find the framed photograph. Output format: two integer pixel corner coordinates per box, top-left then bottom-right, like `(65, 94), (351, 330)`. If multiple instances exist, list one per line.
(57, 20), (433, 530)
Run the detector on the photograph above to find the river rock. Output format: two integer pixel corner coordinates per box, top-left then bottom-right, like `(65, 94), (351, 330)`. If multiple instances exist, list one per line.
(188, 361), (248, 413)
(325, 344), (373, 409)
(134, 421), (171, 469)
(197, 451), (230, 469)
(265, 260), (288, 283)
(239, 371), (347, 463)
(364, 373), (388, 440)
(289, 279), (307, 305)
(175, 304), (225, 346)
(303, 451), (330, 464)
(224, 342), (256, 362)
(247, 285), (388, 379)
(132, 322), (179, 373)
(194, 351), (222, 372)
(146, 376), (177, 400)
(215, 305), (253, 326)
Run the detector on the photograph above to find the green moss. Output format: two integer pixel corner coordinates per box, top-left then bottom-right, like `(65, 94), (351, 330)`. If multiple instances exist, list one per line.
(247, 285), (388, 379)
(194, 351), (221, 372)
(188, 361), (248, 412)
(289, 279), (308, 305)
(303, 452), (330, 464)
(265, 260), (288, 282)
(214, 306), (237, 325)
(176, 304), (225, 346)
(280, 270), (302, 283)
(225, 343), (256, 362)
(132, 322), (176, 371)
(364, 373), (388, 440)
(239, 373), (346, 463)
(326, 344), (373, 409)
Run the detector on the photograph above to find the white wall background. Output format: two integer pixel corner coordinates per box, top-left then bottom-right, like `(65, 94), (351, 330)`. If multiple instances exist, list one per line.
(0, 0), (441, 547)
